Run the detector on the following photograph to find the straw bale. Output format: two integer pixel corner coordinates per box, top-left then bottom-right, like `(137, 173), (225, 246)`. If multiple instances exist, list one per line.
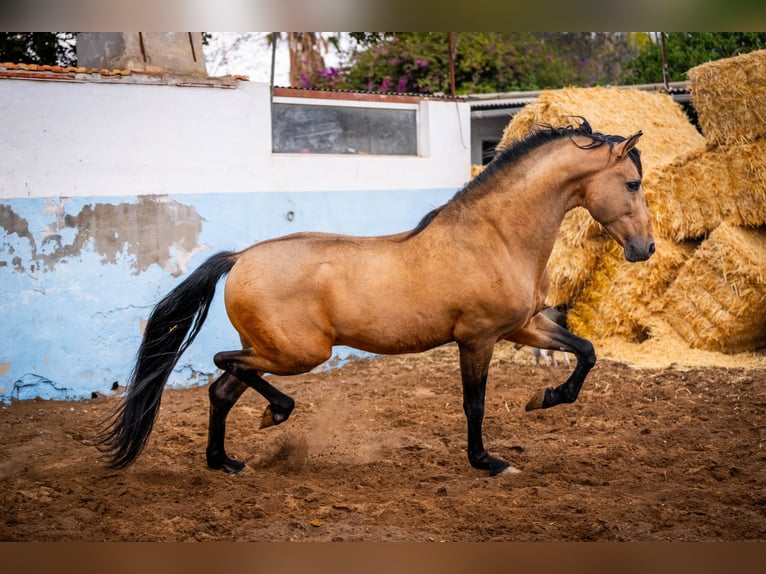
(497, 86), (704, 172)
(567, 237), (696, 341)
(651, 223), (766, 353)
(544, 208), (608, 306)
(593, 334), (766, 369)
(688, 49), (766, 146)
(470, 164), (485, 178)
(645, 140), (766, 241)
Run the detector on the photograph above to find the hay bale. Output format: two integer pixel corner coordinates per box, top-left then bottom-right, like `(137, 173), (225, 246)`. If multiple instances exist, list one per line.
(650, 223), (766, 354)
(470, 164), (485, 178)
(545, 208), (608, 307)
(688, 49), (766, 146)
(645, 140), (766, 240)
(567, 237), (696, 341)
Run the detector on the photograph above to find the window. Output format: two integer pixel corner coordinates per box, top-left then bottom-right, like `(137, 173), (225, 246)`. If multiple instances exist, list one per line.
(272, 102), (418, 155)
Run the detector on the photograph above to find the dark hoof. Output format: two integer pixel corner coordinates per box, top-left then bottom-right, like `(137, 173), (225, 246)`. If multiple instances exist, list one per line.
(208, 455), (246, 475)
(470, 452), (518, 477)
(489, 458), (511, 477)
(493, 463), (522, 477)
(221, 458), (246, 474)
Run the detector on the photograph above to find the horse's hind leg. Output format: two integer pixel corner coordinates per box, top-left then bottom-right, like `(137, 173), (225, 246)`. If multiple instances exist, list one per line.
(214, 348), (297, 429)
(207, 372), (249, 473)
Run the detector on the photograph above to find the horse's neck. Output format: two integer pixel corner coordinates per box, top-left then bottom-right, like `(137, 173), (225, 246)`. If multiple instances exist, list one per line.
(467, 144), (591, 256)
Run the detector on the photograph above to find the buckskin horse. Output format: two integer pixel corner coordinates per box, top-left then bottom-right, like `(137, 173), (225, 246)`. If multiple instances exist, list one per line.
(96, 118), (654, 477)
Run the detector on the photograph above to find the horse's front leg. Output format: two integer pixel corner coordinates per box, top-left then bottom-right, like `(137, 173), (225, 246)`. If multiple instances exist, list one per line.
(458, 341), (520, 476)
(508, 312), (596, 411)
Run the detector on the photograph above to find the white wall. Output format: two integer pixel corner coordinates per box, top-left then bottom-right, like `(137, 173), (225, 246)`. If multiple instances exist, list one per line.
(1, 79), (471, 198)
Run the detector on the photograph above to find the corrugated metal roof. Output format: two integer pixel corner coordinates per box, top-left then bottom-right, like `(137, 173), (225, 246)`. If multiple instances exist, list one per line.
(466, 81), (692, 113)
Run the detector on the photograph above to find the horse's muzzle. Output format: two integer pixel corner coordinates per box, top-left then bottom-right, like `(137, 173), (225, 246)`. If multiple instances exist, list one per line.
(624, 239), (656, 262)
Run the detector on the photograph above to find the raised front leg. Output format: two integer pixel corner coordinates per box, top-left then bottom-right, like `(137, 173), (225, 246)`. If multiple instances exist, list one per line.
(458, 341), (519, 476)
(507, 312), (596, 411)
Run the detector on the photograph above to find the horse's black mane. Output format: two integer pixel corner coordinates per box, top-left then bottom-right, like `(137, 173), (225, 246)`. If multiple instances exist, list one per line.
(403, 117), (642, 240)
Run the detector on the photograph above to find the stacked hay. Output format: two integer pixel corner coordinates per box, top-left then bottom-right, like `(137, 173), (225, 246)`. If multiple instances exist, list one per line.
(648, 224), (766, 353)
(496, 86), (705, 308)
(567, 237), (697, 341)
(545, 209), (607, 306)
(687, 49), (766, 146)
(646, 140), (766, 241)
(635, 50), (766, 354)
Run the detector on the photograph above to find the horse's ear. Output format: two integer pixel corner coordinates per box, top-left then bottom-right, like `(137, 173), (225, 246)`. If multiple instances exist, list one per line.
(614, 131), (643, 160)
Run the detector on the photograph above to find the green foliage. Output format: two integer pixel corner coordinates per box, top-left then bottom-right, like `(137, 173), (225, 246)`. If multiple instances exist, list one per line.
(306, 32), (639, 95)
(0, 33), (76, 66)
(622, 32), (766, 84)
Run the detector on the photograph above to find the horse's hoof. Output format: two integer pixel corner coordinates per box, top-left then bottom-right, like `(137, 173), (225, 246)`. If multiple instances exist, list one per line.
(208, 456), (246, 475)
(260, 406), (276, 429)
(260, 404), (292, 429)
(488, 458), (517, 477)
(525, 387), (548, 411)
(222, 459), (246, 475)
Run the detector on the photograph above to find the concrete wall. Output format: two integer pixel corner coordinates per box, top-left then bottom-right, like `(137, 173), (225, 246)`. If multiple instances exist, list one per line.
(0, 75), (472, 402)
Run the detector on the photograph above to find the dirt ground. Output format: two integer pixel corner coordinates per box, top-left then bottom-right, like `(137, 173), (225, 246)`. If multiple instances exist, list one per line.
(1, 341), (765, 542)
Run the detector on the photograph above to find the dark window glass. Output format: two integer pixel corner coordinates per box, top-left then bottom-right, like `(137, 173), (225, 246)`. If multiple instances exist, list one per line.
(272, 103), (418, 155)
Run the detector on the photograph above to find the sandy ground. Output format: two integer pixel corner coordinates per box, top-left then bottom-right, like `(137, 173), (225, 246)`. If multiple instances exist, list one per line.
(1, 342), (765, 541)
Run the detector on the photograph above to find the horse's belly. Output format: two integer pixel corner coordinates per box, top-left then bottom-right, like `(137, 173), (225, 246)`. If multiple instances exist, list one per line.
(332, 307), (455, 355)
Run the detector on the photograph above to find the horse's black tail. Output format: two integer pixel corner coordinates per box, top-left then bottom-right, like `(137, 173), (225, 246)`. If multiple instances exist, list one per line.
(95, 250), (238, 469)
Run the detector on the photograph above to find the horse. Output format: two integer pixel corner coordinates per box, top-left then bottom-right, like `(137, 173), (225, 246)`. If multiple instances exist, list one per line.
(96, 118), (654, 477)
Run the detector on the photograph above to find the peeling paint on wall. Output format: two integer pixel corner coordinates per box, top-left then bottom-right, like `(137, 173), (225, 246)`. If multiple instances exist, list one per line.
(1, 196), (205, 277)
(1, 189), (457, 403)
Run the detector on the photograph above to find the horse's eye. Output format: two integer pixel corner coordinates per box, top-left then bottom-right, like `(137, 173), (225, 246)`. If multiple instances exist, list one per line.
(626, 180), (641, 192)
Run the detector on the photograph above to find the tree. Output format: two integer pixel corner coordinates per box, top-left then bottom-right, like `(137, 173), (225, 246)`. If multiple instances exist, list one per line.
(286, 32), (331, 87)
(622, 32), (766, 84)
(0, 33), (76, 66)
(304, 32), (640, 95)
(536, 32), (645, 86)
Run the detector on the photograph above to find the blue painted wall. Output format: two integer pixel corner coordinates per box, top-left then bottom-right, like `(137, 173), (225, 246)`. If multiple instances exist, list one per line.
(0, 188), (456, 402)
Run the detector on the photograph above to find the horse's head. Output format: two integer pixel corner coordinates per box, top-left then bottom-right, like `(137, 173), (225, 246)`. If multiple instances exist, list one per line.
(581, 131), (655, 262)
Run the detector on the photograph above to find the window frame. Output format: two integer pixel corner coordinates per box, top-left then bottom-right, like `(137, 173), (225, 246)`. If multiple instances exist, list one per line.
(271, 95), (423, 157)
